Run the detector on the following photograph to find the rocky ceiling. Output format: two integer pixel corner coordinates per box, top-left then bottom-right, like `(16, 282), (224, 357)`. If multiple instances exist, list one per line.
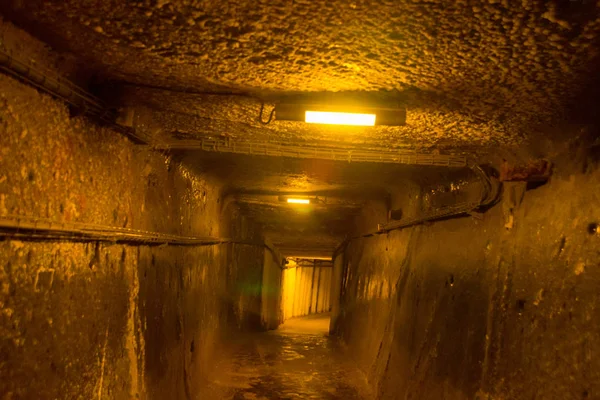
(3, 0), (600, 148)
(2, 0), (599, 256)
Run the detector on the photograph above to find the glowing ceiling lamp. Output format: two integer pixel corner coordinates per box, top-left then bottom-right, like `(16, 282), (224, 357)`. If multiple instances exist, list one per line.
(287, 198), (311, 204)
(273, 103), (406, 126)
(305, 111), (376, 126)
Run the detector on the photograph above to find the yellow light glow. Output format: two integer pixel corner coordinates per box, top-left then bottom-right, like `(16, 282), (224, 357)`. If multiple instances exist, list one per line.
(287, 198), (310, 204)
(305, 111), (376, 126)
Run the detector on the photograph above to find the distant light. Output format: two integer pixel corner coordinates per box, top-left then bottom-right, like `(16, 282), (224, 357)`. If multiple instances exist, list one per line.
(287, 198), (310, 204)
(305, 111), (376, 126)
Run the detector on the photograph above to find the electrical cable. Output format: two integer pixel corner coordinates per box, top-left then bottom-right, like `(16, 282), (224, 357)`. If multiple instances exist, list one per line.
(258, 102), (275, 125)
(0, 214), (283, 262)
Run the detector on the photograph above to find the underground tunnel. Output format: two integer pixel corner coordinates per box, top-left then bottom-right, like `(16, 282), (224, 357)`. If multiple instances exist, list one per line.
(1, 1), (600, 399)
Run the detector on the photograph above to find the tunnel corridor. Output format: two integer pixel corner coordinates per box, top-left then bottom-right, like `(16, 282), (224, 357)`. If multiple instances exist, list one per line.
(1, 2), (600, 400)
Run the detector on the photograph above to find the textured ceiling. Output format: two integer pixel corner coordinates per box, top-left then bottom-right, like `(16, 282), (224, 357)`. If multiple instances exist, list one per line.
(123, 86), (510, 149)
(3, 0), (600, 148)
(3, 0), (599, 256)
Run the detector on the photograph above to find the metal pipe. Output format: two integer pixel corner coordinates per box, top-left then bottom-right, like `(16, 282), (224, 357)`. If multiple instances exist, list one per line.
(332, 165), (501, 260)
(377, 165), (500, 232)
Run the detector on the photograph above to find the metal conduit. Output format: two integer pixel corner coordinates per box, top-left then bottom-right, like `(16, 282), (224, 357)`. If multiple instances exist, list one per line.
(0, 48), (148, 143)
(158, 137), (468, 168)
(0, 49), (104, 113)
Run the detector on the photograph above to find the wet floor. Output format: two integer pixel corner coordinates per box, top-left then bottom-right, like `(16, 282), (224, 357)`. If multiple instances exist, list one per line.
(198, 313), (373, 399)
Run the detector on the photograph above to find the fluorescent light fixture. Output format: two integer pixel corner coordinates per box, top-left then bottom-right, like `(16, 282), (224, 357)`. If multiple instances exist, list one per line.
(287, 198), (310, 204)
(305, 111), (376, 126)
(274, 103), (406, 126)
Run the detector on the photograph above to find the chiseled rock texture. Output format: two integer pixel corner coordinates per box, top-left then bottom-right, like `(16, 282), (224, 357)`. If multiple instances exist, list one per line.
(0, 27), (272, 399)
(3, 1), (600, 148)
(334, 140), (600, 399)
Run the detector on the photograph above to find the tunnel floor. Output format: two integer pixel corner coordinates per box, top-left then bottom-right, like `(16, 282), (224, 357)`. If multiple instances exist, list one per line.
(198, 314), (373, 400)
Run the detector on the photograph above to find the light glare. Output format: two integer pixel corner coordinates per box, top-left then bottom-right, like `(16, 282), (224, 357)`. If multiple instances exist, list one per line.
(287, 198), (310, 204)
(305, 111), (376, 126)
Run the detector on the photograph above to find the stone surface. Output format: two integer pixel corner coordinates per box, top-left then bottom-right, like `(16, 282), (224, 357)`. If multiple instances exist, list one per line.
(3, 0), (600, 148)
(0, 25), (273, 398)
(261, 249), (283, 330)
(334, 140), (600, 399)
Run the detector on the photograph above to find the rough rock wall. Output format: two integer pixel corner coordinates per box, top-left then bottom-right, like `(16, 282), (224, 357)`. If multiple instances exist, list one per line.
(261, 249), (282, 330)
(334, 146), (600, 399)
(222, 206), (271, 332)
(0, 45), (268, 400)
